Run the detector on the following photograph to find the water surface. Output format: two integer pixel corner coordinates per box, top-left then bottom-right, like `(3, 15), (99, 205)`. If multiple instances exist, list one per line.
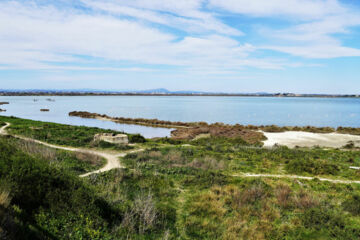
(0, 96), (359, 137)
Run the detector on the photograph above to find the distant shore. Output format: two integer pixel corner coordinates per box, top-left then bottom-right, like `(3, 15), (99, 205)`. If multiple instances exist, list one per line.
(1, 91), (359, 98)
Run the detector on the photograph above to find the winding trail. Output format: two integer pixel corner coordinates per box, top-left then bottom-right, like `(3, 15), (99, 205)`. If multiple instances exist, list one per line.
(2, 122), (360, 184)
(0, 122), (143, 177)
(233, 173), (360, 184)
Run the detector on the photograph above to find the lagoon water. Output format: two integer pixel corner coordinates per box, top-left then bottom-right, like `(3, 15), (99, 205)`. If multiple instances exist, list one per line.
(0, 96), (359, 138)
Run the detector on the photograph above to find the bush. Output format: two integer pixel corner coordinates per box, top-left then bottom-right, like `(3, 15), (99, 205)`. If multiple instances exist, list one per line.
(301, 207), (355, 238)
(286, 158), (340, 175)
(129, 134), (146, 143)
(275, 184), (292, 208)
(343, 141), (355, 149)
(342, 194), (360, 216)
(0, 137), (115, 239)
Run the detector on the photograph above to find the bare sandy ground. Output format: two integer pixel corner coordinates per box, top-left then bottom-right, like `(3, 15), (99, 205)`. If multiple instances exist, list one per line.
(262, 131), (360, 148)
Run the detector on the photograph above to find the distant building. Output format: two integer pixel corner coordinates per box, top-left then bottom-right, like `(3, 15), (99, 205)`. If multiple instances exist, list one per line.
(94, 133), (128, 144)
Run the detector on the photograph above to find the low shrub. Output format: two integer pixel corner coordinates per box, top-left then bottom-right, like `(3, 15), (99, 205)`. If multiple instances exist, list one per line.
(342, 194), (360, 216)
(286, 158), (340, 175)
(275, 184), (293, 208)
(129, 134), (146, 143)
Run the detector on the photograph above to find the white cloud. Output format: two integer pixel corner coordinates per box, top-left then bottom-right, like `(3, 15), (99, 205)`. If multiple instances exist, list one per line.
(1, 0), (358, 76)
(0, 0), (293, 71)
(81, 0), (242, 35)
(264, 45), (360, 59)
(209, 0), (346, 20)
(260, 13), (360, 58)
(209, 0), (360, 58)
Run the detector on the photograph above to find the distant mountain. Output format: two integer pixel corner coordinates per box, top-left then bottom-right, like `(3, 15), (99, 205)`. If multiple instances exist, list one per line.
(131, 88), (171, 94)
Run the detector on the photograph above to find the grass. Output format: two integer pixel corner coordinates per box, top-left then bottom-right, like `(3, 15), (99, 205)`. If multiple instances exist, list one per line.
(6, 136), (106, 175)
(1, 116), (360, 239)
(0, 137), (116, 239)
(123, 140), (360, 181)
(0, 116), (145, 148)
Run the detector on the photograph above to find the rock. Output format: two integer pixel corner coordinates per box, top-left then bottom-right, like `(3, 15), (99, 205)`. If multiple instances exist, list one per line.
(94, 133), (129, 145)
(40, 109), (50, 112)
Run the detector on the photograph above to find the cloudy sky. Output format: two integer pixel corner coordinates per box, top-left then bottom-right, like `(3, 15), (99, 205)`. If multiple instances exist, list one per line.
(1, 0), (360, 93)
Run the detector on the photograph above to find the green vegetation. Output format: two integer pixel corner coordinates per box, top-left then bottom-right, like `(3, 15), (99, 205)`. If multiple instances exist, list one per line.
(8, 137), (106, 175)
(129, 137), (360, 180)
(1, 116), (360, 239)
(0, 137), (115, 239)
(0, 116), (145, 147)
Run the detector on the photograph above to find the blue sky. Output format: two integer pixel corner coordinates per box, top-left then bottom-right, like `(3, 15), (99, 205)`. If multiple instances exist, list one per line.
(1, 0), (360, 94)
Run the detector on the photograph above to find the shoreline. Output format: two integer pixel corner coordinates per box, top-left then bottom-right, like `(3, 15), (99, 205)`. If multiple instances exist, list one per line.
(69, 111), (360, 135)
(69, 111), (360, 148)
(1, 93), (359, 98)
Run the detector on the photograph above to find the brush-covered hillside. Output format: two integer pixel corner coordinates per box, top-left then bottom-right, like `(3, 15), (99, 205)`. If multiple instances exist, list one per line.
(1, 116), (360, 239)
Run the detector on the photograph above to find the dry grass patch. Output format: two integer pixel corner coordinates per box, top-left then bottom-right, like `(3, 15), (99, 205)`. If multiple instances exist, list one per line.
(275, 184), (293, 208)
(294, 189), (318, 209)
(73, 152), (103, 166)
(0, 189), (11, 208)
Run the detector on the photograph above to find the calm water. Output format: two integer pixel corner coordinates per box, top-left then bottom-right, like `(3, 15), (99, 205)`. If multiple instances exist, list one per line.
(0, 96), (359, 137)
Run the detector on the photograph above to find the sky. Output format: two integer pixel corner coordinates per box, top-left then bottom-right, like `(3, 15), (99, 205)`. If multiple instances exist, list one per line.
(1, 0), (360, 94)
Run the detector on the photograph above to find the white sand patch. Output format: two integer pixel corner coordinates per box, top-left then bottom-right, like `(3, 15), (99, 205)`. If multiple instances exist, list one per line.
(262, 131), (360, 148)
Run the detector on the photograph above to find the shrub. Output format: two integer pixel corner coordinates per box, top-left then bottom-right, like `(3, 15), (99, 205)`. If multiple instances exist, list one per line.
(129, 134), (146, 143)
(121, 191), (158, 234)
(294, 190), (318, 209)
(300, 206), (359, 239)
(0, 137), (115, 239)
(286, 158), (340, 175)
(342, 194), (360, 216)
(343, 141), (355, 149)
(275, 184), (292, 208)
(188, 157), (225, 170)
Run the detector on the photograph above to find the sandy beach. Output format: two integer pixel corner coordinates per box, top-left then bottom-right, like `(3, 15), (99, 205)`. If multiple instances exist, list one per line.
(262, 131), (360, 148)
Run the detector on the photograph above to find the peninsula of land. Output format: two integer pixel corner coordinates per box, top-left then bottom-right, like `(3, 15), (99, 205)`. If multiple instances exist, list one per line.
(69, 111), (360, 148)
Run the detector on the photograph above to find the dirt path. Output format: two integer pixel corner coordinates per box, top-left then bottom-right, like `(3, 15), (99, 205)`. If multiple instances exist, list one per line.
(0, 122), (10, 135)
(0, 122), (143, 177)
(233, 173), (360, 184)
